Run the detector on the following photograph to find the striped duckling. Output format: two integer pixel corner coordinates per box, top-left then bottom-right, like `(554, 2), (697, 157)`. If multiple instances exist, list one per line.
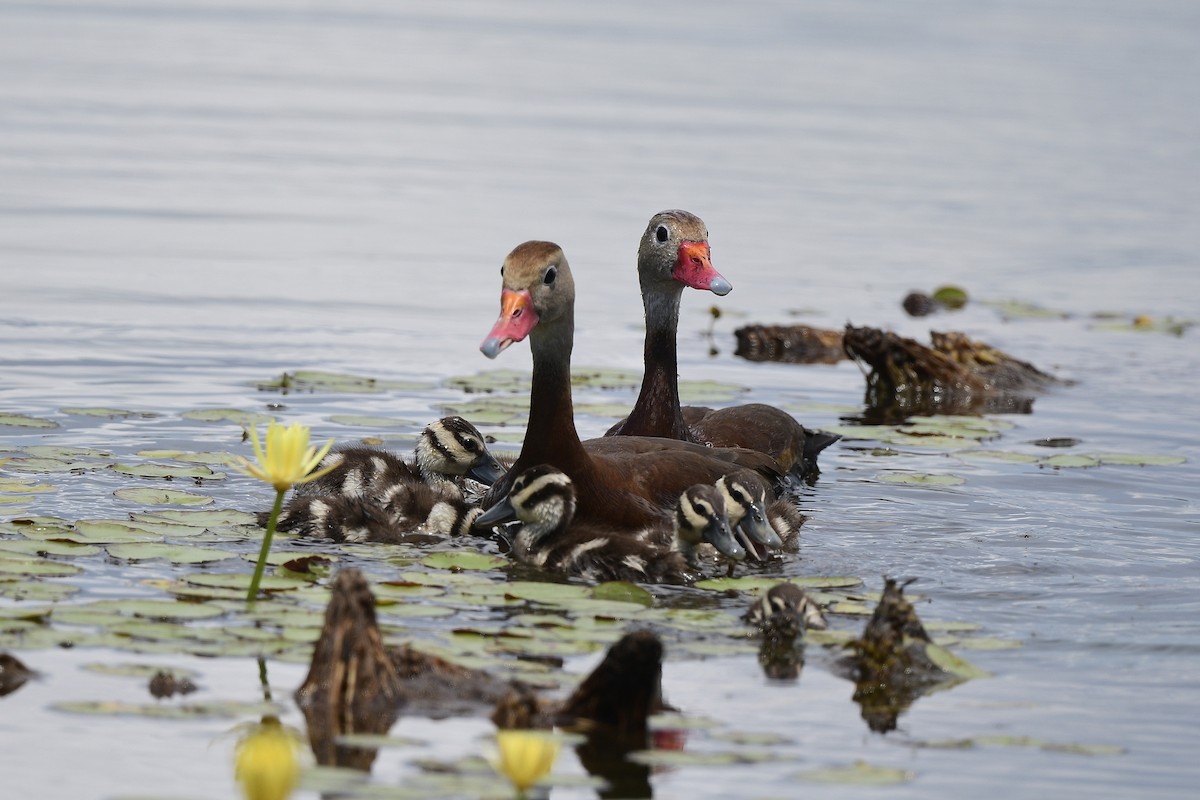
(472, 464), (744, 584)
(262, 416), (500, 543)
(293, 416), (506, 501)
(269, 492), (482, 544)
(744, 582), (828, 639)
(717, 469), (808, 560)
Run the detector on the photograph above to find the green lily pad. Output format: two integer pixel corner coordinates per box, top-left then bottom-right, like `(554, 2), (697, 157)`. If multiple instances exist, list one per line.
(958, 450), (1041, 464)
(184, 572), (310, 593)
(3, 457), (108, 474)
(180, 408), (274, 425)
(333, 733), (430, 749)
(22, 446), (113, 459)
(590, 581), (654, 607)
(80, 662), (201, 680)
(955, 637), (1023, 650)
(421, 552), (509, 571)
(0, 413), (58, 429)
(134, 450), (236, 466)
(792, 761), (915, 785)
(59, 407), (158, 419)
(106, 543), (237, 564)
(0, 557), (83, 577)
(498, 581), (594, 604)
(132, 508), (258, 527)
(694, 576), (862, 592)
(258, 370), (432, 394)
(626, 750), (742, 767)
(0, 478), (56, 493)
(709, 730), (796, 747)
(52, 699), (278, 719)
(983, 299), (1071, 320)
(677, 380), (747, 404)
(924, 642), (991, 679)
(931, 285), (968, 309)
(879, 472), (966, 486)
(113, 487), (214, 506)
(974, 735), (1125, 756)
(111, 463), (226, 480)
(0, 539), (101, 557)
(0, 581), (80, 602)
(445, 369), (531, 394)
(649, 712), (724, 731)
(69, 520), (165, 543)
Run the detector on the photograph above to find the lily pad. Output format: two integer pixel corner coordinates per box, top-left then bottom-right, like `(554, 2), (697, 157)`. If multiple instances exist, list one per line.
(924, 642), (991, 679)
(181, 408), (274, 425)
(0, 539), (101, 557)
(421, 552), (509, 571)
(60, 407), (158, 419)
(111, 463), (226, 480)
(52, 699), (277, 719)
(106, 543), (237, 564)
(258, 370), (432, 394)
(132, 508), (258, 527)
(792, 761), (915, 785)
(677, 380), (747, 404)
(958, 450), (1040, 464)
(0, 557), (83, 577)
(80, 662), (200, 680)
(878, 472), (966, 486)
(0, 478), (56, 493)
(113, 488), (214, 506)
(0, 413), (58, 429)
(694, 576), (862, 592)
(590, 581), (654, 607)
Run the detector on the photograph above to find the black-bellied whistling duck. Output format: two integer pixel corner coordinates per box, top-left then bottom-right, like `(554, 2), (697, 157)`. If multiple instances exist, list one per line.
(295, 416), (505, 500)
(473, 464), (743, 583)
(478, 241), (781, 529)
(605, 210), (839, 480)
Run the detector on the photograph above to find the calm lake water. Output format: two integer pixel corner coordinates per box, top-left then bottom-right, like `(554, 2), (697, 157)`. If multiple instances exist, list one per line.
(3, 1), (1199, 798)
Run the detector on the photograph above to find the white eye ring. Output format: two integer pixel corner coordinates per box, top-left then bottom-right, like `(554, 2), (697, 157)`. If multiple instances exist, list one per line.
(655, 225), (669, 243)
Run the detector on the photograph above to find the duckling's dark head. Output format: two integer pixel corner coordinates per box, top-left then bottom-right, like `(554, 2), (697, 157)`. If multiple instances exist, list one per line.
(717, 469), (783, 554)
(416, 416), (505, 485)
(676, 483), (744, 561)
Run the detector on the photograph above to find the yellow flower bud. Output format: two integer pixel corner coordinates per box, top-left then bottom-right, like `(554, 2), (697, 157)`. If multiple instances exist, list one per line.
(235, 719), (300, 800)
(495, 730), (560, 793)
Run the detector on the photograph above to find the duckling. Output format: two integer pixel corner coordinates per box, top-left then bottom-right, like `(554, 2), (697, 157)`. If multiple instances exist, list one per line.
(473, 465), (744, 583)
(294, 416), (505, 501)
(744, 582), (828, 638)
(270, 492), (482, 543)
(716, 469), (809, 560)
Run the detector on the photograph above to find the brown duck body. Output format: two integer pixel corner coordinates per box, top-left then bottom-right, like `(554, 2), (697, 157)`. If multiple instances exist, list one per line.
(479, 240), (780, 529)
(605, 210), (839, 479)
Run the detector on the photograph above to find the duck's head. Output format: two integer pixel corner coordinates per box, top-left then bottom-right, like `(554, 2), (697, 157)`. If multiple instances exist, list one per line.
(676, 483), (744, 561)
(717, 469), (784, 559)
(745, 582), (828, 634)
(638, 210), (731, 296)
(481, 241), (575, 359)
(473, 464), (577, 544)
(415, 416), (506, 485)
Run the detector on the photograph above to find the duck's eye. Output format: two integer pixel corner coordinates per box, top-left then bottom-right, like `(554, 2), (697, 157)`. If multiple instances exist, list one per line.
(543, 265), (557, 285)
(499, 265), (504, 276)
(655, 225), (669, 243)
(732, 490), (747, 505)
(463, 439), (480, 453)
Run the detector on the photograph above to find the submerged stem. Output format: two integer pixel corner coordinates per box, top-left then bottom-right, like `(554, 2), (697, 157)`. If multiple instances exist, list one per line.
(247, 488), (285, 605)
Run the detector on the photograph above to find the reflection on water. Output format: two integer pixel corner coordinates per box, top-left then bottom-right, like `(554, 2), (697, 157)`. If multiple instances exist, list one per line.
(2, 0), (1200, 798)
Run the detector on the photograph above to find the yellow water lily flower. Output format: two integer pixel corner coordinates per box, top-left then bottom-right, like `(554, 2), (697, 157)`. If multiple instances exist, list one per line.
(495, 729), (560, 794)
(235, 420), (336, 492)
(234, 718), (301, 800)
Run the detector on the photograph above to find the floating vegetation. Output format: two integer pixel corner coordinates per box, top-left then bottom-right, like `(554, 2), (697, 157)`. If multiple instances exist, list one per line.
(878, 472), (966, 486)
(792, 760), (915, 785)
(52, 699), (279, 720)
(1091, 314), (1194, 336)
(0, 413), (58, 429)
(257, 370), (433, 395)
(111, 463), (227, 481)
(982, 299), (1072, 320)
(181, 408), (274, 426)
(59, 407), (160, 419)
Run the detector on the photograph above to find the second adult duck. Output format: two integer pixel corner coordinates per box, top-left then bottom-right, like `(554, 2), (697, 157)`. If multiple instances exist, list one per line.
(478, 241), (780, 529)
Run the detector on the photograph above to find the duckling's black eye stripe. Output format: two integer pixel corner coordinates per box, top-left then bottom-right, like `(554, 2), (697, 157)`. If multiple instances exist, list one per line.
(427, 433), (454, 460)
(521, 483), (568, 509)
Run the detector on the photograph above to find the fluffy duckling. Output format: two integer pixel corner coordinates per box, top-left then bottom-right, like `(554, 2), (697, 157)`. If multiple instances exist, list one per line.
(716, 469), (808, 559)
(269, 491), (482, 543)
(294, 416), (505, 501)
(744, 582), (828, 638)
(473, 464), (743, 584)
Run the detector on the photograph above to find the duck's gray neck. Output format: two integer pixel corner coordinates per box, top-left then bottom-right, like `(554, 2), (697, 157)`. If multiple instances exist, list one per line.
(621, 286), (690, 440)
